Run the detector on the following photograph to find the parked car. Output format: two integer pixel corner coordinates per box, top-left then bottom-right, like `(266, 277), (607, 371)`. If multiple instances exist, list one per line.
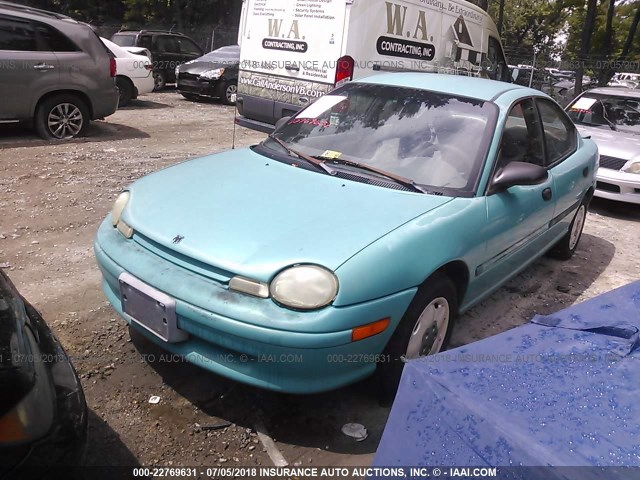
(0, 1), (119, 139)
(176, 44), (239, 105)
(0, 268), (87, 478)
(110, 30), (204, 91)
(95, 74), (597, 396)
(566, 86), (640, 204)
(101, 37), (154, 107)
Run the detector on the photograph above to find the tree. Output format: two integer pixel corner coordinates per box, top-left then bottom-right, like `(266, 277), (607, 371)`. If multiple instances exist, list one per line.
(574, 0), (598, 96)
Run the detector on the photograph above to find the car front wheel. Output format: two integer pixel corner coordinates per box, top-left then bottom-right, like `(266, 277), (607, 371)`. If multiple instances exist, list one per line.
(219, 81), (237, 105)
(377, 273), (458, 403)
(35, 94), (89, 140)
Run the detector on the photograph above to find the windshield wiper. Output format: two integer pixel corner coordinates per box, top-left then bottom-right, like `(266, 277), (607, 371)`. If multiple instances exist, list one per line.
(268, 137), (336, 175)
(599, 100), (618, 131)
(314, 156), (430, 194)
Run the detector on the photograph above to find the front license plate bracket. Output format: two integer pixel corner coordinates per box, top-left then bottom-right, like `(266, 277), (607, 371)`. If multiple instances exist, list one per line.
(118, 272), (188, 343)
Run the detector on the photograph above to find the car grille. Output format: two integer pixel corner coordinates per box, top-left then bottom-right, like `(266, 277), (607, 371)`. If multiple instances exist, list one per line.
(133, 232), (233, 283)
(599, 155), (628, 171)
(596, 181), (621, 193)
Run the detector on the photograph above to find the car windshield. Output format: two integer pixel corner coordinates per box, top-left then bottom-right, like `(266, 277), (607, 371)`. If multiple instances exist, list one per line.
(266, 83), (497, 193)
(567, 93), (640, 134)
(111, 34), (136, 47)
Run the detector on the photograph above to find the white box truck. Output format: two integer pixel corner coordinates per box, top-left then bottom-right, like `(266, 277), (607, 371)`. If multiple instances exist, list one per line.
(235, 0), (510, 132)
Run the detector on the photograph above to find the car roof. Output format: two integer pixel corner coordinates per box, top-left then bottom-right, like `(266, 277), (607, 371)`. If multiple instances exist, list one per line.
(0, 1), (77, 22)
(583, 86), (640, 98)
(356, 72), (535, 103)
(113, 30), (186, 36)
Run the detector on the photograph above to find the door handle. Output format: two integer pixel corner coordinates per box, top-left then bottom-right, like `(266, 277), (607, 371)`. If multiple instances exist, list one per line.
(33, 63), (55, 70)
(285, 65), (300, 72)
(583, 167), (589, 177)
(542, 188), (553, 201)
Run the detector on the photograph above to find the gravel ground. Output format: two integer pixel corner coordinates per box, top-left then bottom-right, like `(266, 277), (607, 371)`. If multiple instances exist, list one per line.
(1, 89), (639, 474)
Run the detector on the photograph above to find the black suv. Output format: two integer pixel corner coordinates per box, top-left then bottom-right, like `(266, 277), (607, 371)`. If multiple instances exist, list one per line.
(0, 1), (119, 139)
(111, 30), (204, 90)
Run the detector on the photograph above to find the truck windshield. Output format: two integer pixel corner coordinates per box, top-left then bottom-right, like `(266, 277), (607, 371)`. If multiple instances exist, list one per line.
(268, 83), (497, 192)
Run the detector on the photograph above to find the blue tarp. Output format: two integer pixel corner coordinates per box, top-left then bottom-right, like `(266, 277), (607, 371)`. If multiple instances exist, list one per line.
(373, 281), (640, 479)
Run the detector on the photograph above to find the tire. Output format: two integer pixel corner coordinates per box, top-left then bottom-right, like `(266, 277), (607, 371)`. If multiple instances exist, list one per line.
(547, 200), (588, 260)
(219, 81), (237, 105)
(116, 77), (134, 107)
(153, 71), (166, 91)
(377, 273), (458, 404)
(181, 93), (199, 101)
(35, 94), (89, 140)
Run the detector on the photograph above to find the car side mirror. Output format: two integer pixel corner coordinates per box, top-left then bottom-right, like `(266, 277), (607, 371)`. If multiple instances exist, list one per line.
(491, 161), (548, 193)
(274, 116), (292, 132)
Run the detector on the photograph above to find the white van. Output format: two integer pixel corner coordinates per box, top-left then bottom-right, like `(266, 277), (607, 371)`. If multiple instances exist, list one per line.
(236, 0), (510, 132)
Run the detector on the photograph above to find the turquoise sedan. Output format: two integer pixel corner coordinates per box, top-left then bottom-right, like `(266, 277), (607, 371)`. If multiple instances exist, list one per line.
(94, 73), (598, 394)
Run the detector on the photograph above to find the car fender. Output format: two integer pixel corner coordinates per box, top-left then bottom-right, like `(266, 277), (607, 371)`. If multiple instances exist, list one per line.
(333, 197), (487, 307)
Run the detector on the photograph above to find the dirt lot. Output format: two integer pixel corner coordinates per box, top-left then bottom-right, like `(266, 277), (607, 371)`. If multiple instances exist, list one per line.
(1, 90), (639, 474)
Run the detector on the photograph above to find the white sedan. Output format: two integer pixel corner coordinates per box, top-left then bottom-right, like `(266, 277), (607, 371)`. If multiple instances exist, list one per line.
(101, 37), (154, 107)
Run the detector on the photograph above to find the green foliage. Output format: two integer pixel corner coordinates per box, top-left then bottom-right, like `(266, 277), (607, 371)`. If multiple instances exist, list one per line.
(20, 0), (240, 27)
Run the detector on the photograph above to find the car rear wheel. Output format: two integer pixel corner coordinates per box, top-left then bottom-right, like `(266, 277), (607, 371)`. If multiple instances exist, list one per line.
(547, 201), (587, 260)
(377, 273), (458, 404)
(153, 71), (166, 91)
(35, 94), (89, 140)
(116, 77), (134, 107)
(219, 81), (237, 105)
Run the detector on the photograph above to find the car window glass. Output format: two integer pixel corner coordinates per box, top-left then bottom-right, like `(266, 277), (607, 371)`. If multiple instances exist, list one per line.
(138, 35), (151, 49)
(536, 99), (576, 165)
(0, 16), (37, 51)
(484, 37), (509, 82)
(177, 38), (201, 55)
(497, 99), (545, 170)
(155, 35), (179, 53)
(111, 34), (136, 47)
(35, 23), (79, 52)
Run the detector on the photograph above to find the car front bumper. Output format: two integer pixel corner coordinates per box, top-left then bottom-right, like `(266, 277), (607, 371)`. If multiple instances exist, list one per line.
(94, 218), (416, 393)
(177, 77), (222, 98)
(595, 168), (640, 204)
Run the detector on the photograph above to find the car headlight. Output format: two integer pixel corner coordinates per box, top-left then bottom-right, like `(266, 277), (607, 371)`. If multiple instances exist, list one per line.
(199, 68), (225, 80)
(111, 191), (130, 226)
(175, 65), (180, 78)
(270, 265), (338, 310)
(625, 162), (640, 174)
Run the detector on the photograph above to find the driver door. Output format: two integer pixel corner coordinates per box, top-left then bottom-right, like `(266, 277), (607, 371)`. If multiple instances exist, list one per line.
(478, 98), (557, 285)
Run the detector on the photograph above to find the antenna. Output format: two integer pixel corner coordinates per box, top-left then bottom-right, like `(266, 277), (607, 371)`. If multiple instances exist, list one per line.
(232, 95), (238, 150)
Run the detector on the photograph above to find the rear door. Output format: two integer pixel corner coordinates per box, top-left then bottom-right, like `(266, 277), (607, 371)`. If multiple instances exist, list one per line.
(238, 0), (347, 117)
(0, 14), (59, 121)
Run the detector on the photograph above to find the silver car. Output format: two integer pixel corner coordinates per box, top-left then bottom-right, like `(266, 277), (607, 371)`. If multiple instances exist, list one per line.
(566, 87), (640, 204)
(0, 1), (119, 139)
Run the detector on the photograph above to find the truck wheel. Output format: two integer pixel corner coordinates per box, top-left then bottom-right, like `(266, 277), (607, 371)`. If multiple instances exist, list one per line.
(377, 273), (458, 404)
(116, 77), (134, 107)
(35, 94), (89, 140)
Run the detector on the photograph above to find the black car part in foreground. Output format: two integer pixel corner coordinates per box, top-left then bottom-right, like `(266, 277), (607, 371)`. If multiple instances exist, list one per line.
(0, 269), (87, 479)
